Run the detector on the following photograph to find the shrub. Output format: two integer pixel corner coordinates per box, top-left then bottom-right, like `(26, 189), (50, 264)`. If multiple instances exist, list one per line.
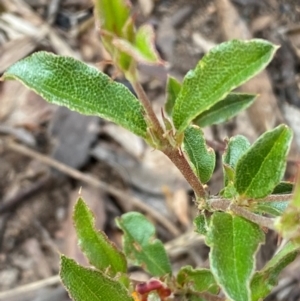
(2, 1), (300, 300)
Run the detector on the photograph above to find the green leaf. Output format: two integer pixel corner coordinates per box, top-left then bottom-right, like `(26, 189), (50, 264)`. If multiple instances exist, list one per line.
(122, 17), (135, 43)
(188, 295), (206, 301)
(183, 125), (215, 183)
(249, 182), (292, 216)
(194, 93), (256, 128)
(222, 165), (236, 186)
(60, 256), (133, 301)
(272, 182), (293, 194)
(251, 241), (300, 301)
(251, 201), (289, 216)
(177, 266), (219, 294)
(223, 135), (251, 169)
(291, 176), (300, 207)
(172, 39), (278, 132)
(206, 212), (265, 301)
(221, 181), (239, 199)
(113, 29), (162, 65)
(73, 198), (127, 276)
(135, 24), (162, 63)
(116, 212), (172, 277)
(165, 76), (181, 116)
(276, 176), (300, 242)
(3, 52), (148, 138)
(94, 0), (131, 37)
(93, 1), (135, 72)
(235, 125), (293, 199)
(223, 135), (250, 186)
(194, 214), (210, 236)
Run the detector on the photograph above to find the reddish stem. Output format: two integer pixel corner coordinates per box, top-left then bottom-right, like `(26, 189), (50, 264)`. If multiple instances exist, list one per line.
(131, 80), (207, 199)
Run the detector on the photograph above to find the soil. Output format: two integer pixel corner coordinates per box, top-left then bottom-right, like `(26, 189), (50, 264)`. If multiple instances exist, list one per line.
(0, 0), (300, 300)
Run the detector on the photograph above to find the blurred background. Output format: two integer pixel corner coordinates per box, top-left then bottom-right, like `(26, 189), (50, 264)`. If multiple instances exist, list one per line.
(0, 0), (300, 300)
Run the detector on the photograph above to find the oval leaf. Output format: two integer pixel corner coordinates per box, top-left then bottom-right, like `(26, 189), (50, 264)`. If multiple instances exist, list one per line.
(3, 52), (148, 138)
(183, 125), (215, 183)
(60, 256), (133, 301)
(194, 93), (256, 128)
(116, 212), (172, 277)
(251, 241), (299, 301)
(74, 198), (127, 276)
(235, 125), (293, 199)
(206, 212), (265, 301)
(172, 39), (278, 132)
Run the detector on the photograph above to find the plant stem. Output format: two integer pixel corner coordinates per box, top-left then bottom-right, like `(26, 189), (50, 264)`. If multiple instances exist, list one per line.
(131, 80), (164, 135)
(163, 147), (207, 199)
(257, 194), (293, 202)
(209, 198), (275, 229)
(131, 80), (207, 199)
(230, 204), (275, 229)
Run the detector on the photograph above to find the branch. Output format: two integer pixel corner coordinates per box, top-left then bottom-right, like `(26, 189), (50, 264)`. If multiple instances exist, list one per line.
(163, 147), (207, 199)
(257, 194), (293, 202)
(208, 198), (275, 229)
(131, 80), (164, 136)
(131, 81), (207, 199)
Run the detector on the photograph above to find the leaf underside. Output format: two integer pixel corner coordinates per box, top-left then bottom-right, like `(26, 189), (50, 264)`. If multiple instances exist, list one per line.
(194, 93), (256, 128)
(183, 125), (215, 183)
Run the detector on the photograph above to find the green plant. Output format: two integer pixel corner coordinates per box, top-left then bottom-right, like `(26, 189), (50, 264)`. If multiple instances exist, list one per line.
(2, 1), (300, 300)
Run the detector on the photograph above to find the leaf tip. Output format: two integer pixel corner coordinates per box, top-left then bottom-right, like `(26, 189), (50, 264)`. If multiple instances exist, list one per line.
(60, 254), (69, 265)
(274, 44), (281, 51)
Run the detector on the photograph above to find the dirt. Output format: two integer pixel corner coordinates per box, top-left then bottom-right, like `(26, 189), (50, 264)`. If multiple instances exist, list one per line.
(0, 0), (300, 300)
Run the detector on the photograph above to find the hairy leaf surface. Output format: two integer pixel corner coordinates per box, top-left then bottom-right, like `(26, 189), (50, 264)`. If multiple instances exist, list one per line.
(60, 256), (133, 301)
(235, 125), (292, 199)
(172, 39), (277, 132)
(207, 212), (264, 301)
(3, 52), (148, 138)
(74, 198), (127, 276)
(183, 125), (215, 183)
(251, 242), (299, 301)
